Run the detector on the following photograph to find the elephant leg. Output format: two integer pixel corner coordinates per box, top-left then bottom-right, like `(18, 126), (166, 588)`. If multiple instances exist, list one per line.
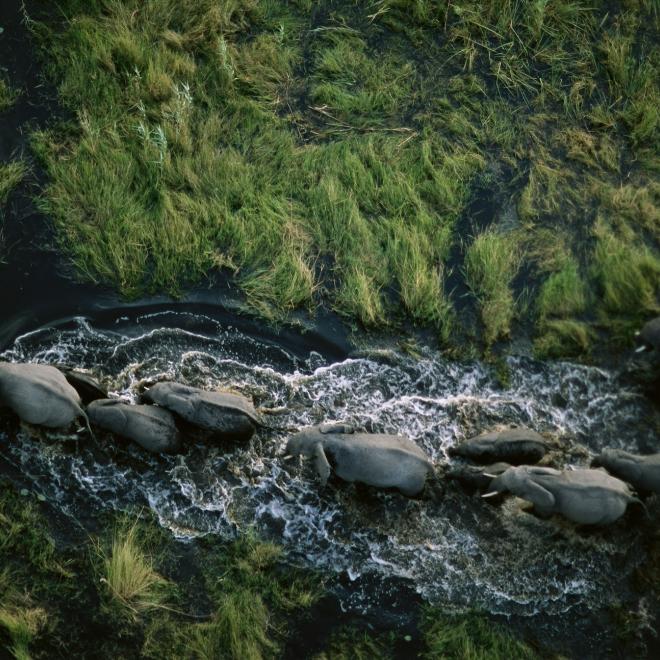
(314, 443), (331, 487)
(521, 479), (556, 512)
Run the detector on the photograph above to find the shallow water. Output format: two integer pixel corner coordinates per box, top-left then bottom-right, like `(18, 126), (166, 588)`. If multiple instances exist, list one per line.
(0, 311), (657, 622)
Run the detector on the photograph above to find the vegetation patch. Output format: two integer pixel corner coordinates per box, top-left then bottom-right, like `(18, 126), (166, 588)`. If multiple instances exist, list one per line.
(464, 229), (520, 345)
(96, 517), (173, 622)
(0, 161), (28, 260)
(0, 76), (18, 111)
(420, 608), (538, 660)
(23, 0), (660, 354)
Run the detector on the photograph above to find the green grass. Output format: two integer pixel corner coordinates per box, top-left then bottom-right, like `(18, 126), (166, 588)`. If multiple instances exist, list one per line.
(313, 627), (393, 659)
(464, 229), (521, 345)
(0, 602), (47, 660)
(0, 77), (18, 112)
(96, 518), (172, 621)
(1, 485), (325, 659)
(591, 223), (660, 324)
(25, 0), (660, 353)
(0, 161), (28, 261)
(198, 533), (322, 659)
(0, 162), (27, 206)
(421, 609), (538, 660)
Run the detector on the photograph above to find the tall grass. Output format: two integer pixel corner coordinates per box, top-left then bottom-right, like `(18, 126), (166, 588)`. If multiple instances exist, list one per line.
(0, 601), (47, 660)
(465, 230), (521, 345)
(97, 519), (171, 621)
(29, 0), (660, 350)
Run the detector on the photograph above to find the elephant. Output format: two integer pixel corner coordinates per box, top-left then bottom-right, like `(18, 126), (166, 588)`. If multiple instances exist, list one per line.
(141, 382), (261, 441)
(591, 449), (660, 494)
(446, 462), (511, 493)
(87, 399), (181, 454)
(0, 362), (90, 432)
(284, 424), (434, 497)
(635, 316), (660, 353)
(483, 465), (637, 525)
(58, 367), (108, 405)
(448, 427), (547, 465)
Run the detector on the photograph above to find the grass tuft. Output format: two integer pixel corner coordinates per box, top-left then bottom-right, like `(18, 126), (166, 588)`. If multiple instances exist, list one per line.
(0, 162), (27, 205)
(97, 518), (172, 621)
(464, 229), (521, 344)
(421, 609), (538, 659)
(0, 77), (18, 112)
(0, 600), (47, 660)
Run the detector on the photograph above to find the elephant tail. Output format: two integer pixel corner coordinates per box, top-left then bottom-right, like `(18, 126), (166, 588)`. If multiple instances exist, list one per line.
(78, 406), (96, 443)
(631, 495), (650, 520)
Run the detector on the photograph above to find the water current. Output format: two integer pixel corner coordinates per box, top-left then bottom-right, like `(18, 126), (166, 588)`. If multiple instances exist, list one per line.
(0, 311), (657, 622)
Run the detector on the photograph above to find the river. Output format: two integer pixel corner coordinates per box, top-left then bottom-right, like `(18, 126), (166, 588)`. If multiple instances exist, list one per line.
(1, 308), (657, 653)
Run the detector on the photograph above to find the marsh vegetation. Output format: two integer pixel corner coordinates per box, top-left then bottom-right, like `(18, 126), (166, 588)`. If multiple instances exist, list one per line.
(24, 0), (658, 356)
(0, 483), (546, 659)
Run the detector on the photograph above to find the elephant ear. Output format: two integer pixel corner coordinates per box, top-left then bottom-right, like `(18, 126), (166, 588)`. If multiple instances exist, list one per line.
(313, 443), (331, 486)
(319, 423), (354, 434)
(523, 477), (555, 511)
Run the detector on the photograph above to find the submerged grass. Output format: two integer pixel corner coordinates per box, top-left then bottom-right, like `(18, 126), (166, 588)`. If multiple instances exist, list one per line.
(26, 0), (660, 353)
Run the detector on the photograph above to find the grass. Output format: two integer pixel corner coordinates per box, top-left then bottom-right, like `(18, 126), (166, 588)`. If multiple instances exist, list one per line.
(0, 162), (27, 206)
(464, 229), (521, 345)
(96, 518), (172, 621)
(197, 533), (323, 659)
(0, 161), (28, 261)
(0, 77), (18, 112)
(313, 627), (393, 659)
(1, 484), (325, 658)
(0, 603), (47, 660)
(421, 609), (538, 660)
(19, 0), (660, 354)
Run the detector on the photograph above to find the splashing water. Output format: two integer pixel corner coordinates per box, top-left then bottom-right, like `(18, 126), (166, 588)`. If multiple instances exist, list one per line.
(0, 312), (657, 619)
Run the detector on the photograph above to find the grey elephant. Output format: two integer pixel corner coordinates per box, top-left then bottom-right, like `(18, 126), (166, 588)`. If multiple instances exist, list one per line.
(141, 382), (259, 441)
(449, 427), (547, 465)
(58, 367), (108, 405)
(483, 465), (636, 525)
(0, 362), (90, 432)
(592, 449), (660, 494)
(88, 399), (181, 453)
(447, 462), (511, 493)
(635, 316), (660, 353)
(284, 424), (434, 497)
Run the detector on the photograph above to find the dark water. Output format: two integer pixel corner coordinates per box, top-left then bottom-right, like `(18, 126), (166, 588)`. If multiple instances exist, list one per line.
(1, 310), (658, 649)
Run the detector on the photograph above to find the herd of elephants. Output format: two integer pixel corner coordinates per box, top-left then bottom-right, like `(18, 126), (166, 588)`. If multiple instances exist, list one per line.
(0, 316), (659, 528)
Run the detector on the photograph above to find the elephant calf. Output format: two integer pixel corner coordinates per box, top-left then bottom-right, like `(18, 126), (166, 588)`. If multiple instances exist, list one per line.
(88, 399), (181, 454)
(484, 465), (636, 525)
(142, 382), (259, 441)
(592, 449), (660, 494)
(0, 362), (89, 430)
(285, 424), (434, 497)
(449, 427), (547, 465)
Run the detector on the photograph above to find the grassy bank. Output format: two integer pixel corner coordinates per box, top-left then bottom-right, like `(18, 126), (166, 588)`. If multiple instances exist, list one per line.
(27, 0), (659, 355)
(0, 482), (545, 659)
